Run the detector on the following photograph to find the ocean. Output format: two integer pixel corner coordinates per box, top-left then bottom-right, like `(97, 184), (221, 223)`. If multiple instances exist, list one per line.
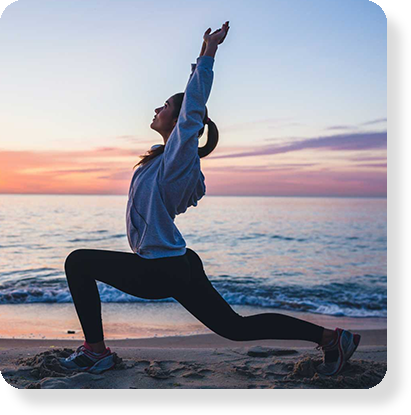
(0, 195), (386, 339)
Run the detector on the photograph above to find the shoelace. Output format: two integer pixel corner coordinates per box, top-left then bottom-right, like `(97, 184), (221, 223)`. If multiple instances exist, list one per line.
(315, 342), (337, 351)
(66, 346), (84, 361)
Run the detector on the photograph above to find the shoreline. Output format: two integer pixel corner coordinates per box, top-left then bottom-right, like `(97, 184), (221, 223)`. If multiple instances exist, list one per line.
(0, 303), (387, 341)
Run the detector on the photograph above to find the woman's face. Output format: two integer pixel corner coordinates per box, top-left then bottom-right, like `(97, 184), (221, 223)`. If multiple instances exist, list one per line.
(150, 96), (177, 141)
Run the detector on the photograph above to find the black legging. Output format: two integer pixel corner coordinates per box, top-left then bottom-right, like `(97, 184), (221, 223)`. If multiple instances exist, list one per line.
(64, 247), (325, 344)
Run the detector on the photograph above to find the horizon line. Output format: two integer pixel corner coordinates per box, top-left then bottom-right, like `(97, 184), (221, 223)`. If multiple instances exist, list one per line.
(0, 193), (387, 199)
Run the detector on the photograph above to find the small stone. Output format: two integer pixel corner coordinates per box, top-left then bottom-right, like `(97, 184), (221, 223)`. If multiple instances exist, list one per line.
(247, 346), (298, 357)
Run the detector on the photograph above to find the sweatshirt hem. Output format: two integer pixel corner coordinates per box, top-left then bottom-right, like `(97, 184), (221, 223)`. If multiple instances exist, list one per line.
(134, 247), (187, 259)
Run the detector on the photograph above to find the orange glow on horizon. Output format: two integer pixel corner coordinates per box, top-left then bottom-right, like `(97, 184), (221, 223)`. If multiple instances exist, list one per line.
(0, 147), (387, 197)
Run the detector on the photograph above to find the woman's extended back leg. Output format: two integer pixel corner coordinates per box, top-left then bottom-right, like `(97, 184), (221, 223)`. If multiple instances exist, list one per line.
(174, 249), (325, 344)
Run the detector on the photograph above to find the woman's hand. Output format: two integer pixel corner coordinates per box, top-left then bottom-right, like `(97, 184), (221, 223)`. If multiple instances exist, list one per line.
(200, 22), (230, 57)
(203, 21), (230, 46)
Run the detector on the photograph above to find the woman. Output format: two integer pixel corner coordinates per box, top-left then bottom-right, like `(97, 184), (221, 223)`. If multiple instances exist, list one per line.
(61, 22), (360, 376)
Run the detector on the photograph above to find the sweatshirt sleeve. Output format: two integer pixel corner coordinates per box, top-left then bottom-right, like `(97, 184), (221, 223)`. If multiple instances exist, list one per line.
(159, 55), (214, 185)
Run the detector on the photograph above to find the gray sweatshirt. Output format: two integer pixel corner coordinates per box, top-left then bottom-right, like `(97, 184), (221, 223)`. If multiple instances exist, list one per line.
(126, 55), (215, 258)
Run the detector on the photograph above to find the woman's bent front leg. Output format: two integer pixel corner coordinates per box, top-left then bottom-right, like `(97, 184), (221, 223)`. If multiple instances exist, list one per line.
(64, 250), (105, 343)
(64, 249), (177, 344)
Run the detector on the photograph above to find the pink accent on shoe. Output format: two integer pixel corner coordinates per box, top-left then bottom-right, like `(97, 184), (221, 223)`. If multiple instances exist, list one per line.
(83, 341), (94, 352)
(83, 341), (110, 356)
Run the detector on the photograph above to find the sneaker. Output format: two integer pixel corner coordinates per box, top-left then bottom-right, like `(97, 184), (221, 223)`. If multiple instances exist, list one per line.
(59, 343), (115, 374)
(316, 328), (361, 376)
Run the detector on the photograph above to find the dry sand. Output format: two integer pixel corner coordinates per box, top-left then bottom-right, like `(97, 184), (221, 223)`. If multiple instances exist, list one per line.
(0, 330), (386, 389)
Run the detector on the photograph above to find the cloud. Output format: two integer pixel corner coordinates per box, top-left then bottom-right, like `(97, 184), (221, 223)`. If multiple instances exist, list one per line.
(349, 155), (387, 162)
(41, 167), (107, 175)
(209, 131), (387, 160)
(325, 118), (387, 131)
(326, 125), (357, 131)
(360, 118), (387, 126)
(0, 147), (138, 195)
(203, 168), (386, 197)
(208, 163), (318, 173)
(0, 137), (386, 196)
(355, 163), (387, 169)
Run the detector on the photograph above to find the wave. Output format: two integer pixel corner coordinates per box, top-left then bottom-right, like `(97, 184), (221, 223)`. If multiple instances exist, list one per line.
(68, 234), (126, 243)
(237, 233), (308, 242)
(270, 235), (307, 242)
(0, 276), (387, 318)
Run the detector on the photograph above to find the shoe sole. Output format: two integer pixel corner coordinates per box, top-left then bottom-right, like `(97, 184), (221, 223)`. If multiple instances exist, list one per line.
(86, 355), (116, 374)
(87, 363), (116, 374)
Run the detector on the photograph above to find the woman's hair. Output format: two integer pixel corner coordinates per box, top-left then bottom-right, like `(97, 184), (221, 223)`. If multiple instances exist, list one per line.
(134, 92), (219, 169)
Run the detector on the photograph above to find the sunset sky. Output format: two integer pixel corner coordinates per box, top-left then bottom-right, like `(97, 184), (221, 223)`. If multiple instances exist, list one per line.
(0, 0), (387, 196)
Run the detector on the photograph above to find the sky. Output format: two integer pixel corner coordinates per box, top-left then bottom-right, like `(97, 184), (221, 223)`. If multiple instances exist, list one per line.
(0, 0), (387, 196)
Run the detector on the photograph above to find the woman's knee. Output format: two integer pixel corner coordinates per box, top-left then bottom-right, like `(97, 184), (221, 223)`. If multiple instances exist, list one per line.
(64, 249), (87, 275)
(214, 314), (248, 342)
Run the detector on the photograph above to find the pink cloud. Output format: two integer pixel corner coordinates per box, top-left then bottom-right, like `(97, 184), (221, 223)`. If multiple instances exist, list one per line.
(0, 141), (387, 196)
(209, 131), (387, 160)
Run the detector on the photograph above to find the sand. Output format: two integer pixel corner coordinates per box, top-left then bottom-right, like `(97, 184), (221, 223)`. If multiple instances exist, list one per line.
(0, 330), (386, 389)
